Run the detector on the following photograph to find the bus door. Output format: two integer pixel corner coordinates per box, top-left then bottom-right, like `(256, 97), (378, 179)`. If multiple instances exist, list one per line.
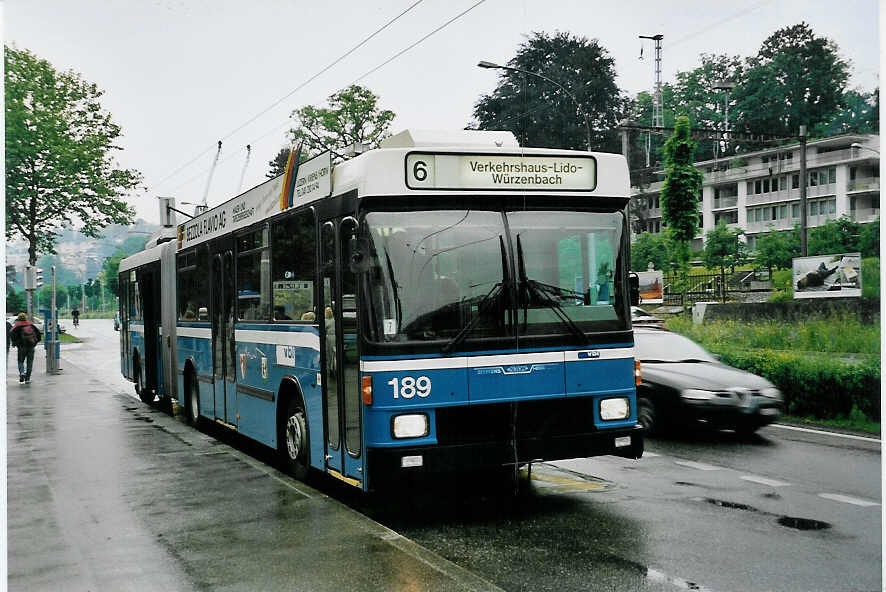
(211, 240), (236, 426)
(320, 218), (364, 485)
(137, 262), (162, 393)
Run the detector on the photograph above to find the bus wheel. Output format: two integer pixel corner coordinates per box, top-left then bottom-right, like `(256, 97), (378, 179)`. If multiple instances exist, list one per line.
(280, 399), (309, 481)
(135, 360), (154, 404)
(186, 374), (201, 426)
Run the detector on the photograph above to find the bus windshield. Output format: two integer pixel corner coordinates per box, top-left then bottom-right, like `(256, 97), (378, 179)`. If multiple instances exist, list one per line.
(361, 208), (628, 345)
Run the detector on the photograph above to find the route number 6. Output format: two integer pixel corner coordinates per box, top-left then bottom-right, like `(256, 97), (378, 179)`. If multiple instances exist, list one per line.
(406, 154), (435, 188)
(388, 376), (431, 399)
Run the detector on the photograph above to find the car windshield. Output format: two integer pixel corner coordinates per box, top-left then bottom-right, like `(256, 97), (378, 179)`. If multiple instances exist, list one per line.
(634, 331), (717, 363)
(360, 208), (628, 344)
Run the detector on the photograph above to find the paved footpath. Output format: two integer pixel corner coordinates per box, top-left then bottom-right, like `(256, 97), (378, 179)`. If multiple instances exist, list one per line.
(6, 345), (502, 592)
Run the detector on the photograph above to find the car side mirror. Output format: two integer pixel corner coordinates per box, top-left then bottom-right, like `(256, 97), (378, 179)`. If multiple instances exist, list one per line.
(629, 272), (640, 306)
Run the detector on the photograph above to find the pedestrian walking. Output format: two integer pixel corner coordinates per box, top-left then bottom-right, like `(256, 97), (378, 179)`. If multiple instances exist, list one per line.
(10, 312), (41, 384)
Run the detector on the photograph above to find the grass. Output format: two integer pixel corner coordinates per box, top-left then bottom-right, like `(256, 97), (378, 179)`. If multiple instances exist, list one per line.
(784, 408), (880, 436)
(59, 333), (80, 343)
(666, 314), (880, 356)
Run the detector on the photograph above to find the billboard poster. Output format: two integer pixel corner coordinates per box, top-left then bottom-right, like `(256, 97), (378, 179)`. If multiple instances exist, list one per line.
(635, 270), (664, 304)
(792, 253), (861, 299)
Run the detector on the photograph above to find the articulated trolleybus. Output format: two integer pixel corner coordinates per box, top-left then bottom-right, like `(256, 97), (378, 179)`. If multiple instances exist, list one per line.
(119, 129), (643, 491)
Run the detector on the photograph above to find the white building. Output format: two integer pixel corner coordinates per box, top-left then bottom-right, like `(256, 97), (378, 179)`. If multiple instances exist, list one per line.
(632, 133), (880, 251)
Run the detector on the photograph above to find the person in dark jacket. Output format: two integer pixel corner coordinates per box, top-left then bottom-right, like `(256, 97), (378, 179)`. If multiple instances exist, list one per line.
(10, 312), (41, 383)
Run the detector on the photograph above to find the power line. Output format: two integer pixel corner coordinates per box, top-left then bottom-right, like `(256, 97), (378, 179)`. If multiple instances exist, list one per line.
(168, 0), (489, 200)
(665, 0), (772, 49)
(154, 0), (425, 190)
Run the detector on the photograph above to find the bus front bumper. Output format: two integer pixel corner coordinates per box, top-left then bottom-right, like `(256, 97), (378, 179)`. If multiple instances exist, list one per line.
(367, 424), (643, 476)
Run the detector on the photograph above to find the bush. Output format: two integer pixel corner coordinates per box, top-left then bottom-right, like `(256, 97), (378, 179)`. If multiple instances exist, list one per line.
(717, 348), (880, 421)
(862, 257), (879, 299)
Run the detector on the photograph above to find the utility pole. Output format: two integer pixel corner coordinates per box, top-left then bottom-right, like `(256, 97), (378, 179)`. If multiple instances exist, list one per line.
(799, 125), (808, 256)
(639, 34), (663, 168)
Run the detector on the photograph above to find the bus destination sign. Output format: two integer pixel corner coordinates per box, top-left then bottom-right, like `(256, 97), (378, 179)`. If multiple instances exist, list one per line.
(405, 152), (596, 191)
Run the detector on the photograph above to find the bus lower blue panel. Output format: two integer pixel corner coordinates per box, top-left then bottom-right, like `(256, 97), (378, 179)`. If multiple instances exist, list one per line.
(469, 362), (565, 403)
(236, 393), (276, 445)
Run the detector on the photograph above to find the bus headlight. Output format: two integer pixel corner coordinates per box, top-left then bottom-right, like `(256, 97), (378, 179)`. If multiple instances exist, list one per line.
(681, 389), (716, 401)
(761, 387), (782, 400)
(600, 397), (630, 421)
(392, 414), (429, 439)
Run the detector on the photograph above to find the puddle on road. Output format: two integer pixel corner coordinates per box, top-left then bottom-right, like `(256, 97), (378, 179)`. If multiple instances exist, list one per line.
(700, 497), (832, 532)
(778, 516), (831, 531)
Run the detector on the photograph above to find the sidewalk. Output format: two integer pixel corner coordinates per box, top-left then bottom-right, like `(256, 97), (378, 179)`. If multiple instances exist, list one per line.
(7, 345), (502, 591)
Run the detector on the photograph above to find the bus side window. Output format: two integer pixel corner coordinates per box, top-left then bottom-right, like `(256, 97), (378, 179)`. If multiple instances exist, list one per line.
(271, 209), (317, 322)
(177, 245), (209, 321)
(237, 227), (270, 321)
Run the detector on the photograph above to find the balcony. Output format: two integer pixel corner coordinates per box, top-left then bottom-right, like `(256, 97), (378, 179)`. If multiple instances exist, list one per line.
(848, 177), (880, 193)
(850, 208), (880, 223)
(711, 196), (738, 209)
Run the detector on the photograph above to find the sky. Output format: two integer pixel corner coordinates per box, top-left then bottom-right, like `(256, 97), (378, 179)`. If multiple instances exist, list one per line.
(4, 0), (881, 225)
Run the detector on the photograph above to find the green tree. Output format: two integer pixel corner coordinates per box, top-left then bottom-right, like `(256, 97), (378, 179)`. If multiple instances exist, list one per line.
(733, 23), (849, 139)
(631, 231), (675, 272)
(473, 31), (627, 152)
(812, 88), (879, 136)
(703, 222), (747, 298)
(288, 85), (394, 162)
(7, 289), (26, 314)
(808, 216), (861, 255)
(660, 116), (703, 246)
(754, 226), (799, 277)
(5, 46), (142, 266)
(858, 217), (879, 258)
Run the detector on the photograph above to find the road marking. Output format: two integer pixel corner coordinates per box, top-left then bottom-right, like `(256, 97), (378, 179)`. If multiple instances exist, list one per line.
(771, 423), (881, 443)
(818, 493), (880, 507)
(740, 475), (791, 487)
(674, 460), (721, 471)
(642, 451), (661, 457)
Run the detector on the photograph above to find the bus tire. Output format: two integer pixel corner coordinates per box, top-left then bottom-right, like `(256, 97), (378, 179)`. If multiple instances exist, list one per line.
(185, 372), (201, 427)
(134, 358), (154, 405)
(279, 399), (309, 481)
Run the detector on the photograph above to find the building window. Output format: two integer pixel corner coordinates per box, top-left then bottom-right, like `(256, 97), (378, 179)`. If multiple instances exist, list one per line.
(809, 202), (818, 216)
(747, 181), (754, 195)
(792, 203), (800, 218)
(747, 210), (754, 223)
(755, 180), (762, 194)
(772, 177), (779, 192)
(828, 199), (836, 215)
(809, 171), (818, 187)
(792, 174), (800, 189)
(828, 167), (836, 184)
(779, 204), (787, 219)
(763, 179), (770, 193)
(755, 208), (762, 222)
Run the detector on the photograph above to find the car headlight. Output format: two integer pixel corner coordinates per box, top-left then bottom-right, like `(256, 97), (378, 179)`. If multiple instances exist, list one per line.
(681, 389), (716, 401)
(392, 414), (429, 439)
(761, 387), (782, 400)
(600, 397), (630, 421)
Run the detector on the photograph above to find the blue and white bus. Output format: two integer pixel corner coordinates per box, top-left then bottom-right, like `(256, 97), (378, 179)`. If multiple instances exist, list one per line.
(120, 129), (643, 491)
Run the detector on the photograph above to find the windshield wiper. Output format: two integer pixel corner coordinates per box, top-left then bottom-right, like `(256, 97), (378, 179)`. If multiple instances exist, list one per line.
(441, 281), (503, 354)
(382, 247), (402, 328)
(442, 236), (509, 354)
(516, 235), (588, 345)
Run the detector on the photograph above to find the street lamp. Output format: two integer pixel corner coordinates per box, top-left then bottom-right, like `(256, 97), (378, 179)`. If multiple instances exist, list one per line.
(713, 80), (736, 153)
(477, 60), (592, 151)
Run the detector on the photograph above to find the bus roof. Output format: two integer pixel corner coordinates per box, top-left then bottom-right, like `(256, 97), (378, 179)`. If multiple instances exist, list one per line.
(176, 129), (630, 251)
(119, 240), (170, 273)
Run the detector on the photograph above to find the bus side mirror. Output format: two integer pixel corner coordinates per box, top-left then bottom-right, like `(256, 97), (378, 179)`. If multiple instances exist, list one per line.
(629, 273), (640, 306)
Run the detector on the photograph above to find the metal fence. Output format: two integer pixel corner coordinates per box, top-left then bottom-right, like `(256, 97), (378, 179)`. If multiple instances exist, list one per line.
(662, 269), (771, 306)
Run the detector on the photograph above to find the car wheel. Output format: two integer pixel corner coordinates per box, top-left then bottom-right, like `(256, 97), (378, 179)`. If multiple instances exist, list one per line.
(279, 399), (309, 481)
(638, 397), (657, 434)
(735, 423), (759, 437)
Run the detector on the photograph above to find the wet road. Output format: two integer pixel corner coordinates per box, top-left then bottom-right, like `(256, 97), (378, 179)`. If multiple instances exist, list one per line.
(54, 320), (882, 591)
